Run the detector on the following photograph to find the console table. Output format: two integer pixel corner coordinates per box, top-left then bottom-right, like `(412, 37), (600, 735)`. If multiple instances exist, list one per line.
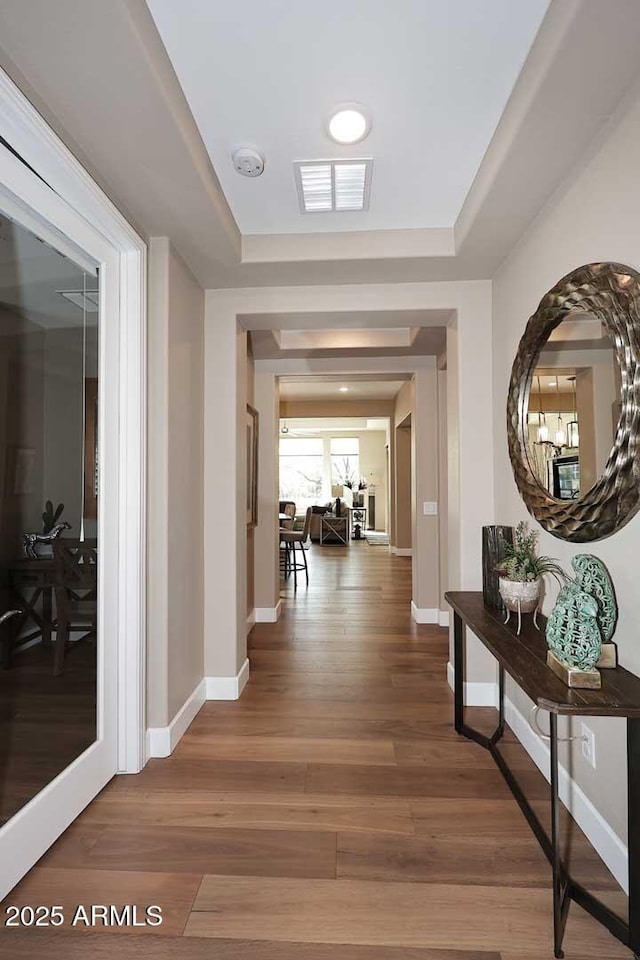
(445, 591), (639, 960)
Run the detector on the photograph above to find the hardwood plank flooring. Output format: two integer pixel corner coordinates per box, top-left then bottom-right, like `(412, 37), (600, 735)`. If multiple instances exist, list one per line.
(0, 543), (631, 959)
(186, 876), (629, 957)
(0, 929), (501, 960)
(41, 821), (337, 879)
(4, 867), (201, 937)
(335, 831), (554, 887)
(78, 793), (416, 836)
(174, 733), (397, 765)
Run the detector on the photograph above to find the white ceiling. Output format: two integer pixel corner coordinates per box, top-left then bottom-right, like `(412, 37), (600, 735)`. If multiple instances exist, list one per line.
(250, 325), (446, 359)
(3, 2), (640, 286)
(146, 0), (549, 235)
(279, 378), (406, 401)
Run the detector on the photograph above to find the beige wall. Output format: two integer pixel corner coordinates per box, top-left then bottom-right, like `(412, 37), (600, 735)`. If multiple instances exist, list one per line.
(391, 373), (441, 613)
(412, 368), (440, 613)
(280, 399), (395, 420)
(394, 380), (414, 427)
(437, 367), (448, 611)
(204, 293), (248, 679)
(246, 357), (255, 617)
(394, 380), (414, 551)
(492, 86), (640, 840)
(147, 238), (205, 726)
(253, 367), (280, 615)
(394, 422), (412, 549)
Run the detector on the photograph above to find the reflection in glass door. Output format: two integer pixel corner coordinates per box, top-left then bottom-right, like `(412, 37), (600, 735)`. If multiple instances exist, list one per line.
(0, 212), (98, 826)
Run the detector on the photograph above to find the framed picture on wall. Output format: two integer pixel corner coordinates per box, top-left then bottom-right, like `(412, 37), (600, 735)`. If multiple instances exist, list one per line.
(246, 404), (259, 528)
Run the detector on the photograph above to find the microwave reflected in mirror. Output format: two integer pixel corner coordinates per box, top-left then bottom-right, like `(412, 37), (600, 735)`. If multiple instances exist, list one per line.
(524, 310), (619, 501)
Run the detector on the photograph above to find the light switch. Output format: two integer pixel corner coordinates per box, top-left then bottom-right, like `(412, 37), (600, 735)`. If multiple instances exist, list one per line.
(423, 501), (438, 516)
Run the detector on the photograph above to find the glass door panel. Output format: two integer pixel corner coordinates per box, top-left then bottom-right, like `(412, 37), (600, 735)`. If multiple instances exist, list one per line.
(0, 211), (98, 826)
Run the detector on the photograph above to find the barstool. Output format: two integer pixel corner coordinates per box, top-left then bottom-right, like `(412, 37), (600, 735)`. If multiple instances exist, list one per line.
(279, 500), (296, 577)
(280, 506), (312, 589)
(279, 500), (296, 529)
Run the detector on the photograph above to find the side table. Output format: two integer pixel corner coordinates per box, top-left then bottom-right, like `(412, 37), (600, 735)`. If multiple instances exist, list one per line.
(320, 516), (349, 546)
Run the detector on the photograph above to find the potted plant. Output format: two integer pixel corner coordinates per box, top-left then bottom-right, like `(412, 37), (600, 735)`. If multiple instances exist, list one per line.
(353, 477), (368, 507)
(496, 521), (566, 617)
(42, 500), (65, 535)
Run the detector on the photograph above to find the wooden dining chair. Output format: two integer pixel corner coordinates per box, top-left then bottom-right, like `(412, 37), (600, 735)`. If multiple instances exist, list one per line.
(52, 538), (97, 676)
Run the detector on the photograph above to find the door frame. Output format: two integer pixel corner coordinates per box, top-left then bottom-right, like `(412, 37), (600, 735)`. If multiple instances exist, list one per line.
(0, 67), (147, 775)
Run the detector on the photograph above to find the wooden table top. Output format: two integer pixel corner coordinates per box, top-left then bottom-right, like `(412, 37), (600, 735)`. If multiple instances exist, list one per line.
(445, 590), (640, 718)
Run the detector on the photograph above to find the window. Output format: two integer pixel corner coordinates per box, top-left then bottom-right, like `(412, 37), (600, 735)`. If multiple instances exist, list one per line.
(331, 437), (359, 489)
(279, 438), (323, 512)
(279, 434), (362, 511)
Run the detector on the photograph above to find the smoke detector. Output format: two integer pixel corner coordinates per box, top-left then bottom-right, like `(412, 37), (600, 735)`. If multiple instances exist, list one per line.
(232, 146), (265, 178)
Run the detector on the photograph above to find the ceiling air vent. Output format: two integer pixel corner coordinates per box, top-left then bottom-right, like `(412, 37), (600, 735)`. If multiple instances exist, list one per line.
(294, 159), (372, 214)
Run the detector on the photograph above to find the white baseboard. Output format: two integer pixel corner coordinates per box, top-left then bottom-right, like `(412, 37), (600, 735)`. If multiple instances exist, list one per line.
(205, 658), (250, 700)
(446, 662), (628, 892)
(411, 601), (438, 624)
(504, 696), (628, 893)
(392, 546), (412, 556)
(446, 661), (497, 706)
(255, 600), (282, 623)
(145, 678), (206, 759)
(438, 610), (449, 628)
(246, 608), (256, 631)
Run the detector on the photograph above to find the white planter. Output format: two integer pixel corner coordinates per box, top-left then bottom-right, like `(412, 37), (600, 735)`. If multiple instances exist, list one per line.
(498, 577), (541, 613)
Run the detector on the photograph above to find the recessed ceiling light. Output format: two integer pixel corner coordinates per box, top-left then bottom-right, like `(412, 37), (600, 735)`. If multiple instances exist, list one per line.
(339, 386), (350, 392)
(327, 104), (371, 145)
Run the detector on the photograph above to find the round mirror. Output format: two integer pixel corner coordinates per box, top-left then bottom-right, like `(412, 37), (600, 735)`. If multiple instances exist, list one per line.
(507, 262), (640, 542)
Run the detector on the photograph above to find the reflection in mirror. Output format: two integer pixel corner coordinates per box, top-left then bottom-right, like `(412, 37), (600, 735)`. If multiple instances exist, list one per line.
(0, 213), (98, 826)
(524, 311), (618, 501)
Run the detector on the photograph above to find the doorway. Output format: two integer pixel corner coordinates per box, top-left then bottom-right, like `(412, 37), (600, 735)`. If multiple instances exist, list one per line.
(0, 80), (146, 900)
(0, 212), (100, 833)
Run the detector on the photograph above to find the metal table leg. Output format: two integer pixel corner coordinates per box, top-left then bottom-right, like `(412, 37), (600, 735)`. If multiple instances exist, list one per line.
(550, 712), (570, 958)
(451, 608), (637, 957)
(629, 718), (640, 958)
(453, 611), (464, 734)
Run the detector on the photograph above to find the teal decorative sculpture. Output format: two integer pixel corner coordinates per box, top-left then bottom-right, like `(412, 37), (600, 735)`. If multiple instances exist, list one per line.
(546, 555), (617, 671)
(570, 554), (617, 643)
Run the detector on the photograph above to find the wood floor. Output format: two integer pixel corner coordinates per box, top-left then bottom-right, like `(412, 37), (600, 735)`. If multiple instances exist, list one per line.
(0, 543), (631, 959)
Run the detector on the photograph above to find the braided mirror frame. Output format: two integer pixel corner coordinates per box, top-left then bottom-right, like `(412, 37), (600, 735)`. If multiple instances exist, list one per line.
(507, 262), (640, 542)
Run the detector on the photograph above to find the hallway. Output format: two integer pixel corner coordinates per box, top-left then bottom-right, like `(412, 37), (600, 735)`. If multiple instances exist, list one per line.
(0, 543), (629, 959)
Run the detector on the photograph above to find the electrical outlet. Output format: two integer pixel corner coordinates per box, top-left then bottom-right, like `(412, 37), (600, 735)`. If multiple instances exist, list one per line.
(581, 722), (596, 769)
